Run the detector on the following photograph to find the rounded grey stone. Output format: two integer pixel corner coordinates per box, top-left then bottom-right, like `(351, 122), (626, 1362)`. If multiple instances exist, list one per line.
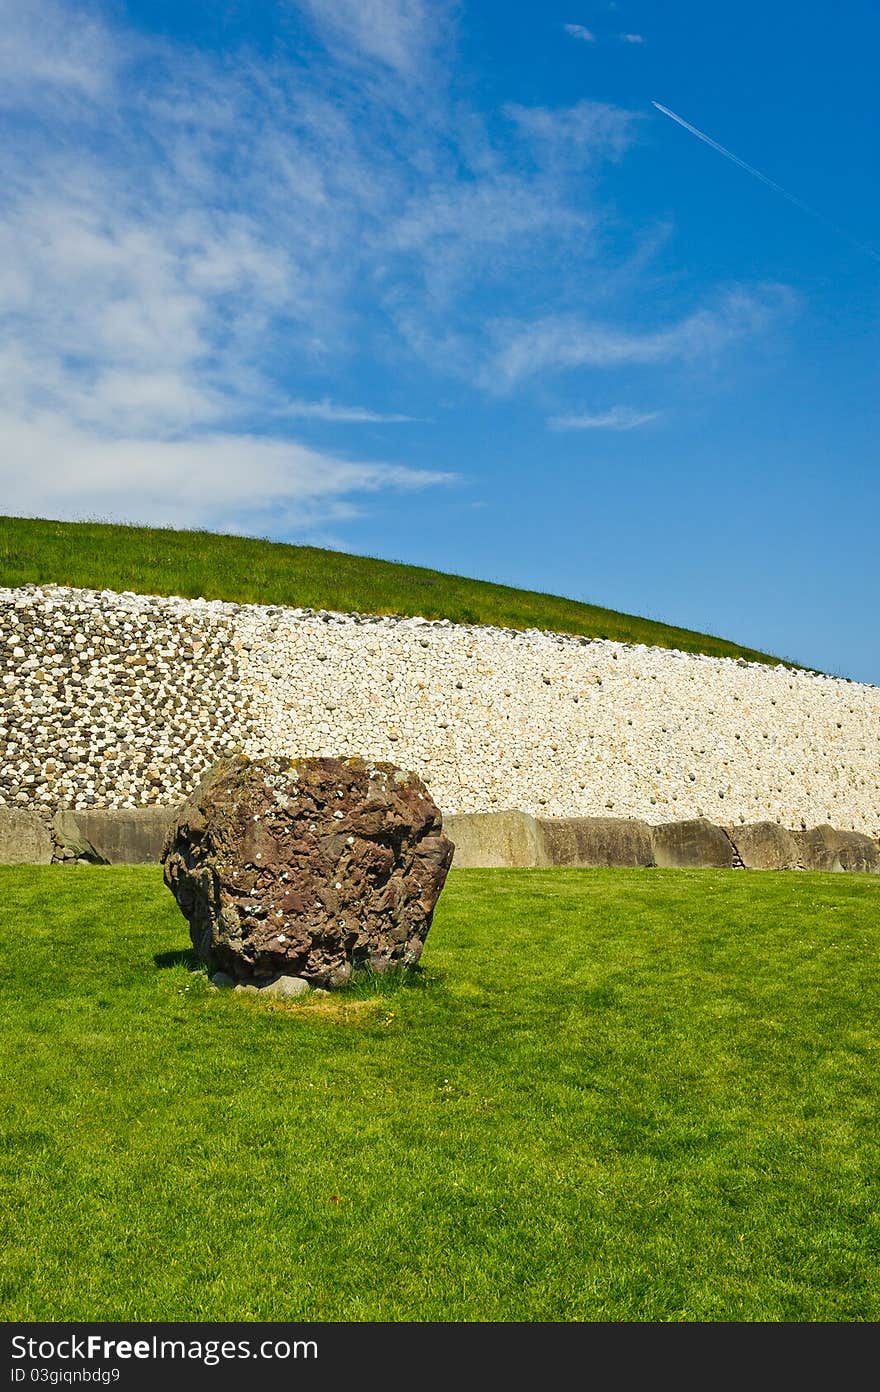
(261, 975), (310, 999)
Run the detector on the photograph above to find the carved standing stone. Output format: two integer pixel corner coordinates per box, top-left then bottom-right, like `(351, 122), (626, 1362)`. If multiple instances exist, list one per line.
(161, 755), (454, 987)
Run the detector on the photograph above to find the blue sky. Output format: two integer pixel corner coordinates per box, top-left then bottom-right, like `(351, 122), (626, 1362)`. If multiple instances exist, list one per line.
(1, 1), (878, 680)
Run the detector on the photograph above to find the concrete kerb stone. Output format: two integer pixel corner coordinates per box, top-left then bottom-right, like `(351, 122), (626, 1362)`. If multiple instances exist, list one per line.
(51, 808), (107, 864)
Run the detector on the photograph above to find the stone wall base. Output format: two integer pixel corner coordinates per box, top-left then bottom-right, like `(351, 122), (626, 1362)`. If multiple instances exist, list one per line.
(445, 812), (880, 873)
(2, 805), (879, 873)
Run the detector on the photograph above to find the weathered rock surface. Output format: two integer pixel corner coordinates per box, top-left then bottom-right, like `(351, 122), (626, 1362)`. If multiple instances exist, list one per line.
(651, 818), (736, 869)
(727, 821), (800, 871)
(539, 816), (655, 868)
(261, 975), (311, 999)
(162, 754), (454, 987)
(794, 825), (880, 873)
(444, 810), (547, 868)
(76, 807), (178, 865)
(51, 809), (107, 864)
(225, 973), (310, 999)
(0, 808), (52, 865)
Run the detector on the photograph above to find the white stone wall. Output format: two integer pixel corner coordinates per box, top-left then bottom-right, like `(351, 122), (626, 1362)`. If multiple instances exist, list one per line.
(3, 584), (880, 836)
(0, 586), (252, 811)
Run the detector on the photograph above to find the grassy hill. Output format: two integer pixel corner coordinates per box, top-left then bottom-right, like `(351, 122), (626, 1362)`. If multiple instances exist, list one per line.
(0, 515), (789, 666)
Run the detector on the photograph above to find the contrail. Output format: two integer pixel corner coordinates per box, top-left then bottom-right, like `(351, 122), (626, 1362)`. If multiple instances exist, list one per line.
(652, 100), (880, 263)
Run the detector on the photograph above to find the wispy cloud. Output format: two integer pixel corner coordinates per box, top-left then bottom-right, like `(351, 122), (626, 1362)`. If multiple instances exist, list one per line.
(489, 287), (796, 387)
(0, 0), (118, 107)
(504, 100), (640, 166)
(0, 0), (463, 532)
(295, 0), (450, 78)
(387, 171), (591, 304)
(0, 1), (795, 535)
(0, 413), (452, 536)
(563, 23), (596, 43)
(548, 407), (660, 430)
(279, 399), (418, 423)
(563, 21), (645, 46)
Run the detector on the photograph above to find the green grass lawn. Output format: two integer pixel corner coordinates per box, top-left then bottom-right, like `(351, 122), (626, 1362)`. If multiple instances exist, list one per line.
(0, 515), (790, 666)
(2, 865), (877, 1322)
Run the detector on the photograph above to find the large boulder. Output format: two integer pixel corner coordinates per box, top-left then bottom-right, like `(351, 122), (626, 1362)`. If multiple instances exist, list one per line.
(51, 809), (107, 864)
(75, 807), (178, 865)
(538, 816), (655, 868)
(0, 808), (52, 865)
(726, 821), (800, 871)
(650, 818), (736, 869)
(162, 755), (455, 987)
(443, 810), (547, 868)
(793, 825), (880, 873)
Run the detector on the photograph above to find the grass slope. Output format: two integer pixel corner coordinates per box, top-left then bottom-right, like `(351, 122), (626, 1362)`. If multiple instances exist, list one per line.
(0, 515), (787, 665)
(2, 865), (878, 1322)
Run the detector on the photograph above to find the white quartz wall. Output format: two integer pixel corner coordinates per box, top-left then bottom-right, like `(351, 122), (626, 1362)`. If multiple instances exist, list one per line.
(3, 585), (879, 835)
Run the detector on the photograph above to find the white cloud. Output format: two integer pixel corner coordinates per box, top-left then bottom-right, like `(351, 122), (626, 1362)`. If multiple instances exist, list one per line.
(0, 167), (302, 433)
(0, 2), (460, 533)
(563, 23), (596, 43)
(387, 173), (590, 303)
(392, 175), (582, 249)
(504, 100), (639, 165)
(0, 413), (451, 536)
(620, 33), (645, 44)
(490, 287), (795, 387)
(548, 407), (660, 430)
(279, 399), (418, 423)
(0, 2), (795, 536)
(0, 0), (118, 107)
(295, 0), (447, 77)
(2, 5), (621, 426)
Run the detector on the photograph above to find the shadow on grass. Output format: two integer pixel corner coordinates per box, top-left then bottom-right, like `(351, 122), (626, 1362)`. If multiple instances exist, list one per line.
(153, 948), (200, 971)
